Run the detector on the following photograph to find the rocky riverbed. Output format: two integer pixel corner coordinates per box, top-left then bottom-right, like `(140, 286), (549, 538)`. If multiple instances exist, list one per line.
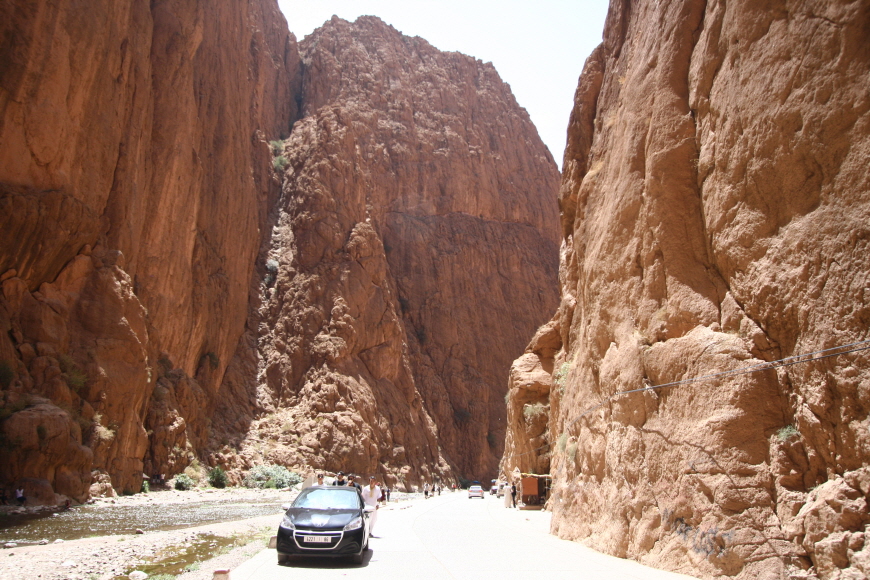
(0, 487), (291, 580)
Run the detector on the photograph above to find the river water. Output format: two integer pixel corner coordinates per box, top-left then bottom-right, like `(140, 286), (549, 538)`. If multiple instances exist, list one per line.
(0, 497), (285, 545)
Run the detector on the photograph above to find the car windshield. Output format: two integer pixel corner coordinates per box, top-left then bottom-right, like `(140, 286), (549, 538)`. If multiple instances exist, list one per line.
(292, 487), (360, 510)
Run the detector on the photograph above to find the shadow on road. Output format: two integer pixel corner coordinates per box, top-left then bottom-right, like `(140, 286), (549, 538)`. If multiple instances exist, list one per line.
(279, 548), (373, 568)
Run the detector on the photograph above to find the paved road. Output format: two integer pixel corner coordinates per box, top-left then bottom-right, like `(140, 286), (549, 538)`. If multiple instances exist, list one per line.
(230, 491), (697, 580)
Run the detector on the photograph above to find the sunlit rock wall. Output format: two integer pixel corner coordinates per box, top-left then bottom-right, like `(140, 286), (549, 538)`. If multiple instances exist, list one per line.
(504, 0), (870, 578)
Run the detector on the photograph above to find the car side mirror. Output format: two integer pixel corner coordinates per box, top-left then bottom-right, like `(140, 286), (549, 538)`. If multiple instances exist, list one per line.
(281, 503), (291, 511)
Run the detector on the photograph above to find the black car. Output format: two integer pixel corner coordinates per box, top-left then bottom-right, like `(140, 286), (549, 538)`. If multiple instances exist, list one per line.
(277, 485), (372, 564)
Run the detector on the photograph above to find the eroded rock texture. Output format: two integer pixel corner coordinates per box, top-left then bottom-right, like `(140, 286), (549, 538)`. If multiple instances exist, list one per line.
(0, 0), (298, 498)
(503, 0), (870, 578)
(209, 16), (560, 486)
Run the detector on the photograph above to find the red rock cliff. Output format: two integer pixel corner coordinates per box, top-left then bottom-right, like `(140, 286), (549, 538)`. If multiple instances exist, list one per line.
(208, 16), (560, 486)
(503, 0), (870, 578)
(0, 0), (299, 498)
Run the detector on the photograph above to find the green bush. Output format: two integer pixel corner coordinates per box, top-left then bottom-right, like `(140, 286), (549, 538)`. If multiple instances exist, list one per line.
(777, 425), (799, 441)
(141, 480), (150, 493)
(0, 361), (14, 389)
(174, 473), (195, 491)
(59, 355), (87, 392)
(243, 464), (301, 489)
(557, 433), (568, 453)
(208, 466), (228, 489)
(268, 140), (283, 155)
(200, 352), (219, 371)
(523, 403), (547, 420)
(566, 441), (578, 461)
(554, 362), (571, 394)
(272, 156), (288, 171)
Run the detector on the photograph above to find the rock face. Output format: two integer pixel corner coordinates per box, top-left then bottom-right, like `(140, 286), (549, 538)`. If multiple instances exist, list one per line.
(208, 16), (560, 486)
(1, 7), (558, 498)
(503, 0), (870, 578)
(0, 0), (298, 498)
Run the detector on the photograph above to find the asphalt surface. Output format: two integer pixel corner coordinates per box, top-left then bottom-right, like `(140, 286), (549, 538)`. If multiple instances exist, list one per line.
(228, 491), (698, 580)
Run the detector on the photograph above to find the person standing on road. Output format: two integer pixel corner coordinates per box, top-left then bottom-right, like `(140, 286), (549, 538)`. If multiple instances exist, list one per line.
(385, 486), (391, 502)
(316, 473), (325, 486)
(361, 476), (381, 537)
(510, 482), (517, 508)
(348, 474), (362, 491)
(423, 482), (430, 499)
(333, 471), (347, 486)
(15, 487), (26, 506)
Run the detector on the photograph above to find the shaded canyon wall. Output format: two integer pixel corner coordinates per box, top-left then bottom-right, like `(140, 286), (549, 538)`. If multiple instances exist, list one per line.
(0, 0), (299, 498)
(503, 0), (870, 579)
(209, 16), (560, 486)
(0, 6), (560, 499)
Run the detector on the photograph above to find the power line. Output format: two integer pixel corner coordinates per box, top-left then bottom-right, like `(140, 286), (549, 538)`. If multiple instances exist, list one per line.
(505, 338), (870, 461)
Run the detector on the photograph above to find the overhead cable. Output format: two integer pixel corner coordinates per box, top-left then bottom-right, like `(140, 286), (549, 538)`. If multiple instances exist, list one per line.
(504, 338), (870, 461)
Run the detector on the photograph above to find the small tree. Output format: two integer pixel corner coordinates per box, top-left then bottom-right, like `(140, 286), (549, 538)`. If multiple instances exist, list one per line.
(208, 466), (228, 489)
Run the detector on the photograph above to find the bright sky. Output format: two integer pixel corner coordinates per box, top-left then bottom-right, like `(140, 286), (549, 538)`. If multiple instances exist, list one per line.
(276, 0), (610, 169)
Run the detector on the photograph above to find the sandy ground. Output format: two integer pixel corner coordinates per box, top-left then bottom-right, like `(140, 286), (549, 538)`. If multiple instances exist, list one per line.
(0, 487), (291, 580)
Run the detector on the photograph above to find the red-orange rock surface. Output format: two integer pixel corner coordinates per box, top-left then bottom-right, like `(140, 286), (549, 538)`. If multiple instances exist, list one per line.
(503, 0), (870, 578)
(0, 0), (298, 499)
(210, 16), (560, 486)
(1, 7), (558, 499)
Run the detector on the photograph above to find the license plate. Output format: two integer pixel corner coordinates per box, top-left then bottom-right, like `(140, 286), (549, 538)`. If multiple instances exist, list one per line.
(304, 535), (331, 543)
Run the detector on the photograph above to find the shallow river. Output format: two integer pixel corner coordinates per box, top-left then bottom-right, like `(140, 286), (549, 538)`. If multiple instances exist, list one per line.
(0, 497), (285, 545)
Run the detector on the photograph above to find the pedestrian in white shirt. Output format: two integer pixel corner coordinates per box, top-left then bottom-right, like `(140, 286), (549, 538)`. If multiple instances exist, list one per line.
(361, 476), (381, 537)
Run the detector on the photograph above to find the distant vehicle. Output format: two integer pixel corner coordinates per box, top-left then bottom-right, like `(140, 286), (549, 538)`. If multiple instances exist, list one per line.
(496, 482), (506, 497)
(490, 484), (498, 495)
(468, 485), (485, 499)
(277, 485), (373, 565)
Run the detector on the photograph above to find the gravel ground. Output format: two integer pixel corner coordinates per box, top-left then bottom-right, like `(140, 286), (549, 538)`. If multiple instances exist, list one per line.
(0, 487), (291, 580)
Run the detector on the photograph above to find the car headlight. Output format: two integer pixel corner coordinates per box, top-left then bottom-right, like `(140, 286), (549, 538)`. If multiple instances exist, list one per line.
(280, 514), (295, 530)
(343, 516), (363, 531)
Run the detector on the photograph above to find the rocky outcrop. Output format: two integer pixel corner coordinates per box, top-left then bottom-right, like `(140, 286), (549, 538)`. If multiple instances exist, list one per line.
(0, 0), (299, 498)
(503, 0), (870, 578)
(209, 16), (560, 486)
(502, 319), (561, 477)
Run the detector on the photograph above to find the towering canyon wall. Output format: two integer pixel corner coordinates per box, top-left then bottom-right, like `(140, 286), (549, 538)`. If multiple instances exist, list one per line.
(210, 16), (560, 486)
(503, 0), (870, 578)
(0, 0), (299, 498)
(1, 5), (559, 499)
